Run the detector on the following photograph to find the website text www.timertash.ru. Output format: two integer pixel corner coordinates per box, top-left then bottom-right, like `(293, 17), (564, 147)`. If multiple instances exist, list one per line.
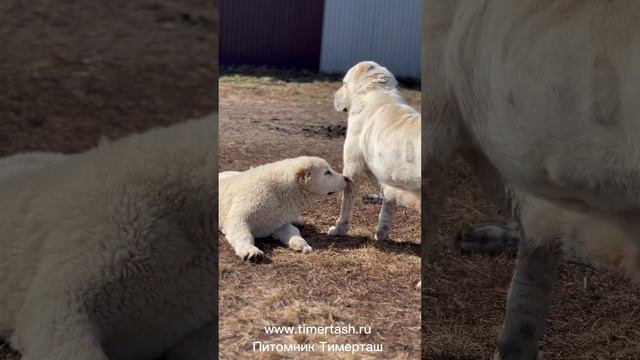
(253, 324), (383, 354)
(263, 324), (371, 335)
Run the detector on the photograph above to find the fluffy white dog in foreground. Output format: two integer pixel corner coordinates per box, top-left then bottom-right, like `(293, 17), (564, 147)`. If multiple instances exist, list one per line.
(328, 61), (420, 241)
(0, 115), (216, 360)
(219, 156), (348, 261)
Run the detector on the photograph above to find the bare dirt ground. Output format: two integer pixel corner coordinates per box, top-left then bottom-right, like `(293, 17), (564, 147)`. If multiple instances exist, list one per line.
(218, 70), (421, 359)
(423, 160), (640, 359)
(0, 0), (216, 359)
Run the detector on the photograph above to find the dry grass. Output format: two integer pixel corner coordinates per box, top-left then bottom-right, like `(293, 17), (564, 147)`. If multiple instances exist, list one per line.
(423, 159), (640, 359)
(219, 72), (421, 359)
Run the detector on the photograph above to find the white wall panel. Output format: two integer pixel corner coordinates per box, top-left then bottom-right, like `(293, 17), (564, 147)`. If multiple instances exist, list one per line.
(320, 0), (421, 79)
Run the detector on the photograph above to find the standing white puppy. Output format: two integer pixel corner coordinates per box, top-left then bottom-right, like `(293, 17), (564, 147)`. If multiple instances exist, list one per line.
(328, 61), (421, 241)
(219, 156), (348, 261)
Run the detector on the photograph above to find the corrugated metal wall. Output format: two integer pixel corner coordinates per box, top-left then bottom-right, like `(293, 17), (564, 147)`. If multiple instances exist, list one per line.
(220, 0), (325, 70)
(320, 0), (421, 79)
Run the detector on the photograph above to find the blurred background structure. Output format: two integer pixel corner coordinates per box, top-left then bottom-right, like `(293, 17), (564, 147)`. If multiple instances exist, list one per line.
(220, 0), (420, 79)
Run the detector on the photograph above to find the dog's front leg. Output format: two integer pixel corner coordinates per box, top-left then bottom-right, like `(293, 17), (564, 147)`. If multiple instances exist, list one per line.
(272, 223), (312, 253)
(225, 222), (263, 261)
(494, 197), (563, 360)
(328, 142), (365, 236)
(328, 172), (360, 236)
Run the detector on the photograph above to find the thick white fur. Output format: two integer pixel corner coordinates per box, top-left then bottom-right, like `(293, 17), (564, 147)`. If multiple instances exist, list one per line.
(424, 1), (640, 358)
(0, 115), (216, 360)
(328, 61), (421, 241)
(219, 156), (347, 260)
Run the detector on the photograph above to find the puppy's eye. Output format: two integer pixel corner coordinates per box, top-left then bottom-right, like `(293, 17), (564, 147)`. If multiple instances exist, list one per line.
(325, 170), (332, 176)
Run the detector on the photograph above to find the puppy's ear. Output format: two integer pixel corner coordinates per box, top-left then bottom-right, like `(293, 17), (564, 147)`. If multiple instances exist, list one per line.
(295, 166), (313, 186)
(357, 61), (372, 72)
(370, 68), (398, 90)
(353, 62), (375, 79)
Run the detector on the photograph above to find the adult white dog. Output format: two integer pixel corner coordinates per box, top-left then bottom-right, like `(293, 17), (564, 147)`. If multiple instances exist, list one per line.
(219, 156), (348, 261)
(328, 61), (420, 241)
(0, 115), (216, 360)
(423, 1), (640, 358)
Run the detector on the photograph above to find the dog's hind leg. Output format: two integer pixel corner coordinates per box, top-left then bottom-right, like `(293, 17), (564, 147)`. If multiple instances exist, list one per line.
(273, 223), (312, 253)
(375, 188), (397, 241)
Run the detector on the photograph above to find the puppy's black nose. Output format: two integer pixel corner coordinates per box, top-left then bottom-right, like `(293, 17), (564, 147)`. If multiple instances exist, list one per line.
(342, 108), (348, 112)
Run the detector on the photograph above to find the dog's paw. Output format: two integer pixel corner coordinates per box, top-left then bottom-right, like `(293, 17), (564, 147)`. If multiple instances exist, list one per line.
(236, 244), (264, 262)
(289, 236), (312, 254)
(374, 230), (390, 242)
(328, 225), (346, 236)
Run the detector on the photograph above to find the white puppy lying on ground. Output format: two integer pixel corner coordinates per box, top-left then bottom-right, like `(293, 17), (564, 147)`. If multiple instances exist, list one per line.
(328, 61), (421, 241)
(0, 115), (216, 360)
(219, 156), (348, 261)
